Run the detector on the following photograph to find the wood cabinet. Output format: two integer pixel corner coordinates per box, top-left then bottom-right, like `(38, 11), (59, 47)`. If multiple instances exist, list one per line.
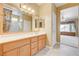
(39, 40), (43, 50)
(4, 49), (18, 56)
(0, 34), (47, 56)
(42, 39), (46, 48)
(38, 35), (46, 50)
(0, 44), (3, 55)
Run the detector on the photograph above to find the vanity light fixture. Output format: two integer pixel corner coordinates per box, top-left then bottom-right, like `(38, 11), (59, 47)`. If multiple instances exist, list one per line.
(22, 5), (26, 9)
(20, 4), (35, 15)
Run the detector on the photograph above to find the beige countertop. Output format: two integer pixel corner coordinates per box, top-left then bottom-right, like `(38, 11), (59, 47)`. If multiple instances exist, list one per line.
(0, 31), (46, 44)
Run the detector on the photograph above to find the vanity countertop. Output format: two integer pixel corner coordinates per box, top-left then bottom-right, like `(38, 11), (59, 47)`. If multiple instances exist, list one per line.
(0, 31), (46, 44)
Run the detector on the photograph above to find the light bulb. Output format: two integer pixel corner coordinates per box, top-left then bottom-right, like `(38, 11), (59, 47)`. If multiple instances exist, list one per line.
(31, 10), (35, 13)
(22, 5), (26, 9)
(28, 7), (31, 11)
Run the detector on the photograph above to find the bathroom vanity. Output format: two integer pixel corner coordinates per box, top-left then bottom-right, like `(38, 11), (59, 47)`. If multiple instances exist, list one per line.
(0, 32), (47, 56)
(0, 4), (47, 56)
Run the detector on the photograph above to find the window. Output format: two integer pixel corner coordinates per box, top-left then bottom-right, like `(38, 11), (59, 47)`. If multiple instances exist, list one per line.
(60, 23), (76, 32)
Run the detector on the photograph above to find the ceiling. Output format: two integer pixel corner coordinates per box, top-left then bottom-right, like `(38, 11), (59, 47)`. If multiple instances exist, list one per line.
(6, 3), (66, 8)
(36, 3), (44, 6)
(36, 3), (66, 7)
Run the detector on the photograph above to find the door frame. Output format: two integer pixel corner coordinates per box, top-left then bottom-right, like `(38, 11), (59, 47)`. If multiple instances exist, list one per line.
(56, 3), (79, 43)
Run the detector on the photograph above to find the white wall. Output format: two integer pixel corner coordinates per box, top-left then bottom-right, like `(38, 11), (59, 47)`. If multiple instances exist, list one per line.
(52, 4), (57, 46)
(78, 6), (79, 36)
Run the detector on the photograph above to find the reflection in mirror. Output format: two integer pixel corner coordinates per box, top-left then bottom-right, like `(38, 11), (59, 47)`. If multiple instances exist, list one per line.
(39, 19), (45, 28)
(3, 8), (32, 33)
(9, 15), (23, 32)
(3, 8), (12, 32)
(35, 19), (38, 28)
(39, 22), (42, 28)
(60, 6), (78, 36)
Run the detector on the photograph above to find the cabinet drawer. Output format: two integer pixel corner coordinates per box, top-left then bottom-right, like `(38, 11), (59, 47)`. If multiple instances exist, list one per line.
(31, 42), (38, 49)
(3, 39), (30, 52)
(31, 47), (38, 55)
(31, 37), (38, 43)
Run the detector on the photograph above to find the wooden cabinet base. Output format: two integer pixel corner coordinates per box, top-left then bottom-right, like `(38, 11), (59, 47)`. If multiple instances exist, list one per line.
(0, 34), (47, 56)
(4, 49), (18, 56)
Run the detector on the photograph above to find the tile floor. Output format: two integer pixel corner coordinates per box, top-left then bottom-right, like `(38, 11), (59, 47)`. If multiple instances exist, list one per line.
(35, 44), (79, 56)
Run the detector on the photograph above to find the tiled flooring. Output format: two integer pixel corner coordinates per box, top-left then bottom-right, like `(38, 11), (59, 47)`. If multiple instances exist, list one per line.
(35, 44), (79, 56)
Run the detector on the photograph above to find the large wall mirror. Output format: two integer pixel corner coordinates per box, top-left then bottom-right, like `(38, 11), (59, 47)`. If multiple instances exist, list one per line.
(3, 8), (32, 33)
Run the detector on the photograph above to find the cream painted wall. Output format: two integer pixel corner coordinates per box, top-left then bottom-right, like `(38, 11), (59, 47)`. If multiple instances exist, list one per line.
(38, 4), (56, 46)
(39, 4), (52, 46)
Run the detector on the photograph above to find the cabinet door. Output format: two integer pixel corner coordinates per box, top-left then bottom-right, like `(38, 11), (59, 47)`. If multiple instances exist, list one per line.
(0, 45), (2, 56)
(19, 44), (30, 56)
(4, 49), (18, 56)
(38, 35), (46, 50)
(31, 47), (38, 55)
(39, 39), (46, 50)
(38, 40), (43, 50)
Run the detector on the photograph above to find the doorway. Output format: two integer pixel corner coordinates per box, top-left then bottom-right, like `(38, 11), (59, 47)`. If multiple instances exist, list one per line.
(56, 3), (79, 47)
